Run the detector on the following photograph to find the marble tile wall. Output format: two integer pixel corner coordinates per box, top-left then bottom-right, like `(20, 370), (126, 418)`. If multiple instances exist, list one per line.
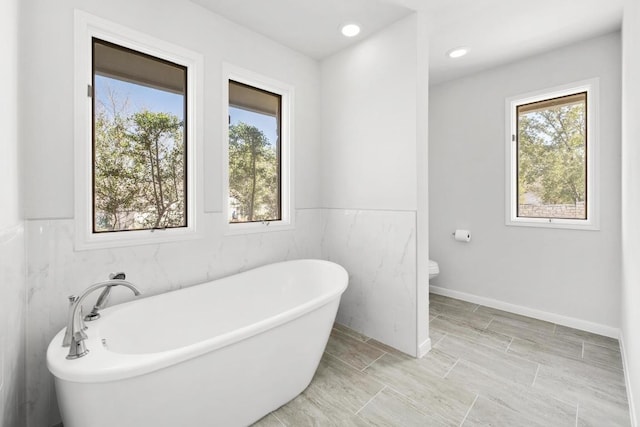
(321, 209), (417, 356)
(0, 223), (26, 427)
(25, 209), (323, 427)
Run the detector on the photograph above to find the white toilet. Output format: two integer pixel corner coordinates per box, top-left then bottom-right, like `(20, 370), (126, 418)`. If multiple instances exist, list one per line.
(428, 259), (439, 280)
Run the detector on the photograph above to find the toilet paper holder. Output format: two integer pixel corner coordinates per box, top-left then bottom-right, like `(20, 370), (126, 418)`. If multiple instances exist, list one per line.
(452, 229), (471, 242)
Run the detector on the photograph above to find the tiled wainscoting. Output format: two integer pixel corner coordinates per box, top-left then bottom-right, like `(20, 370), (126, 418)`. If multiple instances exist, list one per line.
(253, 294), (630, 426)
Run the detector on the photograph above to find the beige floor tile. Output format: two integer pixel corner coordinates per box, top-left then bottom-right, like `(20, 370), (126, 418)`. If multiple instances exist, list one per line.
(577, 400), (632, 427)
(431, 315), (512, 351)
(260, 294), (631, 425)
(582, 342), (623, 372)
(463, 395), (572, 427)
(507, 335), (583, 367)
(429, 327), (447, 346)
(363, 353), (476, 425)
(486, 316), (555, 345)
(533, 361), (628, 409)
(273, 353), (384, 425)
(367, 338), (458, 378)
(435, 334), (538, 386)
(430, 293), (479, 312)
(448, 360), (576, 427)
(477, 306), (555, 334)
(365, 338), (411, 358)
(251, 412), (285, 427)
(554, 325), (620, 350)
(333, 323), (371, 343)
(275, 395), (371, 427)
(325, 328), (386, 370)
(430, 301), (493, 329)
(357, 387), (454, 426)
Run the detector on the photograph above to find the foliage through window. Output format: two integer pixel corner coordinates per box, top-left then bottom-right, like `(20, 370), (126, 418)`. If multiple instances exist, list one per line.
(516, 92), (587, 220)
(228, 80), (281, 223)
(93, 38), (187, 233)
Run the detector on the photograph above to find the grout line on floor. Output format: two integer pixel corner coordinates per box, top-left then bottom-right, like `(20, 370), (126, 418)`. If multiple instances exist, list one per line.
(385, 384), (418, 405)
(332, 326), (371, 345)
(505, 337), (514, 353)
(552, 323), (557, 334)
(361, 351), (388, 372)
(323, 351), (383, 377)
(443, 358), (460, 379)
(575, 402), (579, 427)
(472, 304), (479, 313)
(354, 385), (387, 416)
(271, 411), (286, 426)
(483, 318), (494, 331)
(458, 394), (479, 427)
(383, 383), (455, 423)
(432, 332), (448, 348)
(531, 364), (541, 387)
(581, 341), (585, 359)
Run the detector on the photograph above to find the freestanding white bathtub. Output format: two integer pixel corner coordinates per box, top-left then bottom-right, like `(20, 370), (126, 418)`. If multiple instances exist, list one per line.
(47, 259), (348, 427)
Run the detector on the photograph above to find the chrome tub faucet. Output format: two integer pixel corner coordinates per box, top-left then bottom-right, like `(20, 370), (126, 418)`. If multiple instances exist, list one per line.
(62, 274), (141, 359)
(84, 272), (127, 321)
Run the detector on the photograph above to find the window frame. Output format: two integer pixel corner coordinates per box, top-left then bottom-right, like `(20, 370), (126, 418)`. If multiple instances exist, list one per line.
(222, 63), (295, 235)
(505, 79), (600, 231)
(74, 11), (204, 250)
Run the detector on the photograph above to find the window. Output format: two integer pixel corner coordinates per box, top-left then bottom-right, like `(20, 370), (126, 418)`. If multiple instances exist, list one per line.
(93, 39), (187, 232)
(228, 81), (281, 223)
(223, 65), (293, 233)
(506, 80), (599, 230)
(75, 12), (203, 249)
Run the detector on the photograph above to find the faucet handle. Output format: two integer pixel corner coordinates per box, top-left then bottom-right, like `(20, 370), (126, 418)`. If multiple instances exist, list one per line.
(109, 272), (126, 280)
(62, 295), (80, 347)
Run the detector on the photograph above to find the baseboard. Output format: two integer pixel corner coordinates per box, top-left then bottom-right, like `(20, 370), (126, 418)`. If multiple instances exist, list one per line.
(619, 332), (638, 427)
(429, 285), (620, 338)
(418, 337), (431, 358)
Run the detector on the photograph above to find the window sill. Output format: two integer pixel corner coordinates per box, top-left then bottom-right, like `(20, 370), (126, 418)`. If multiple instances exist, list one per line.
(74, 226), (202, 251)
(506, 217), (600, 231)
(224, 221), (294, 236)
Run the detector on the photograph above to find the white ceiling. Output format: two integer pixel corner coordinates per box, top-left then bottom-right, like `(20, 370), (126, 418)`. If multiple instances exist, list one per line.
(191, 0), (414, 59)
(425, 0), (624, 84)
(191, 0), (624, 85)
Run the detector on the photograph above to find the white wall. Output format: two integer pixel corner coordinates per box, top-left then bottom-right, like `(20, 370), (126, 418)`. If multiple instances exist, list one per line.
(429, 32), (622, 332)
(21, 0), (321, 218)
(20, 1), (322, 426)
(320, 19), (417, 211)
(320, 14), (429, 356)
(0, 0), (26, 425)
(621, 0), (640, 423)
(1, 0), (21, 229)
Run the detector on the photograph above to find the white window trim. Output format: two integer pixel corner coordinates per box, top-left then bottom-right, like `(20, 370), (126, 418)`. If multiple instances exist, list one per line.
(74, 11), (204, 250)
(505, 78), (600, 231)
(222, 63), (295, 235)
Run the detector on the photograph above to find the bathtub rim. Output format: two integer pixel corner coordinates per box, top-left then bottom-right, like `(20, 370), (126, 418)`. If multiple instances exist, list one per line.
(47, 259), (348, 383)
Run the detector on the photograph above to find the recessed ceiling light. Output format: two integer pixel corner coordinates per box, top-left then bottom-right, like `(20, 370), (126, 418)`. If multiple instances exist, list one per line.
(447, 47), (469, 59)
(341, 23), (361, 38)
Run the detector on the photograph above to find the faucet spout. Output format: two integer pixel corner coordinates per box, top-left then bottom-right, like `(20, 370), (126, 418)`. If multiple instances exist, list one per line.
(84, 272), (132, 321)
(63, 278), (141, 359)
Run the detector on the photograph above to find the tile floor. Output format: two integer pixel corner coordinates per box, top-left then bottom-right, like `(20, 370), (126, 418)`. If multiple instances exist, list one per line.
(253, 293), (631, 426)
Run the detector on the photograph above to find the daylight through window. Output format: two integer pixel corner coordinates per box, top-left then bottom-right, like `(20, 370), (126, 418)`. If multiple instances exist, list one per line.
(516, 92), (587, 220)
(228, 80), (282, 224)
(92, 38), (187, 233)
